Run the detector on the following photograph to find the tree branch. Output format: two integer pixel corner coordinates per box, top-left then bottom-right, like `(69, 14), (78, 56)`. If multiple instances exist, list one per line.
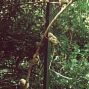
(26, 0), (74, 87)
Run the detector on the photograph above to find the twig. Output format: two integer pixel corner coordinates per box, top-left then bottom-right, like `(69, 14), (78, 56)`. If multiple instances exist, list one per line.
(50, 69), (72, 80)
(20, 2), (67, 4)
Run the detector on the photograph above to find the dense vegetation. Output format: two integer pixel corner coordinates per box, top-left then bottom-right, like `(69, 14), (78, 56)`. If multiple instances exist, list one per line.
(0, 0), (89, 89)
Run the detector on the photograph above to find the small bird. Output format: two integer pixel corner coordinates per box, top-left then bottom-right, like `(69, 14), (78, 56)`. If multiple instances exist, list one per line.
(48, 32), (59, 45)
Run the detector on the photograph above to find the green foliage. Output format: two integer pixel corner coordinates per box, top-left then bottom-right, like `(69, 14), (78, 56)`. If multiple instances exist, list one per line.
(49, 0), (89, 89)
(0, 0), (45, 88)
(1, 0), (89, 89)
(49, 58), (89, 89)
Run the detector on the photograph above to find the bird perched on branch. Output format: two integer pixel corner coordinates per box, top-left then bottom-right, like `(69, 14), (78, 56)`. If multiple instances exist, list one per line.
(48, 32), (59, 45)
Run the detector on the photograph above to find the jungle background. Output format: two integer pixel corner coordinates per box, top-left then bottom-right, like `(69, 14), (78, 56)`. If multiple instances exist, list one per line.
(0, 0), (89, 89)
